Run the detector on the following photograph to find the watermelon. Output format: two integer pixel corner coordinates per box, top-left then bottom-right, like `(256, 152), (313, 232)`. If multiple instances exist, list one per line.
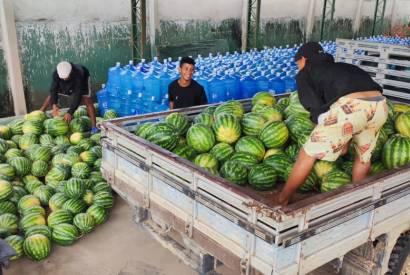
(264, 148), (285, 160)
(70, 132), (85, 145)
(86, 205), (107, 225)
(19, 212), (46, 231)
(341, 160), (353, 176)
(321, 170), (351, 192)
(31, 146), (52, 162)
(382, 118), (396, 137)
(21, 205), (46, 217)
(25, 110), (47, 123)
(19, 134), (38, 150)
(172, 144), (197, 161)
(259, 121), (289, 149)
(193, 113), (214, 127)
(393, 103), (410, 113)
(11, 135), (22, 145)
(48, 192), (69, 212)
(134, 123), (155, 139)
(235, 136), (265, 162)
(284, 167), (318, 193)
(90, 133), (101, 144)
(47, 209), (73, 229)
(18, 195), (41, 213)
(248, 164), (277, 190)
(241, 113), (266, 136)
(6, 140), (17, 149)
(370, 162), (386, 176)
(94, 159), (102, 170)
(0, 180), (13, 201)
(165, 112), (190, 135)
(371, 129), (388, 161)
(22, 175), (39, 185)
(92, 182), (111, 194)
(79, 151), (97, 166)
(194, 153), (219, 170)
(0, 125), (12, 140)
(103, 109), (118, 119)
(263, 154), (293, 181)
(8, 157), (31, 176)
(52, 223), (79, 246)
(209, 143), (234, 164)
(33, 186), (54, 205)
(257, 106), (283, 123)
(285, 115), (314, 143)
(25, 179), (44, 194)
(313, 161), (337, 179)
(74, 107), (88, 118)
(382, 135), (410, 169)
(67, 145), (83, 155)
(31, 160), (49, 177)
(7, 119), (24, 135)
(0, 201), (17, 215)
(44, 118), (69, 137)
(25, 225), (52, 239)
(93, 191), (114, 209)
(0, 213), (18, 236)
(0, 164), (15, 181)
(212, 114), (241, 144)
(71, 162), (91, 179)
(145, 123), (179, 151)
(39, 134), (55, 146)
(73, 213), (95, 234)
(83, 190), (94, 205)
(54, 135), (70, 145)
(70, 116), (92, 133)
(213, 101), (244, 119)
(251, 103), (269, 113)
(252, 92), (276, 106)
(202, 106), (217, 115)
(46, 165), (70, 182)
(5, 235), (24, 259)
(90, 146), (102, 158)
(23, 234), (51, 261)
(62, 198), (87, 214)
(285, 144), (300, 161)
(0, 138), (9, 154)
(10, 186), (28, 204)
(230, 152), (259, 169)
(22, 120), (43, 135)
(78, 139), (95, 152)
(64, 178), (86, 199)
(395, 111), (410, 138)
(5, 148), (24, 160)
(276, 97), (290, 114)
(187, 124), (215, 153)
(220, 160), (248, 185)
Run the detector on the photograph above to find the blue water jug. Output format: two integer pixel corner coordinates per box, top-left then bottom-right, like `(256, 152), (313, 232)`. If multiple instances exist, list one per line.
(270, 73), (286, 94)
(144, 71), (161, 102)
(195, 74), (210, 103)
(159, 69), (173, 100)
(96, 84), (109, 116)
(284, 72), (297, 92)
(240, 72), (256, 99)
(255, 71), (270, 92)
(107, 62), (122, 97)
(208, 73), (226, 103)
(132, 70), (145, 92)
(222, 71), (236, 101)
(119, 68), (133, 98)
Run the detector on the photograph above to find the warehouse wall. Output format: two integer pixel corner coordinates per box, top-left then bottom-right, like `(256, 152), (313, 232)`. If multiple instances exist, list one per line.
(0, 0), (132, 115)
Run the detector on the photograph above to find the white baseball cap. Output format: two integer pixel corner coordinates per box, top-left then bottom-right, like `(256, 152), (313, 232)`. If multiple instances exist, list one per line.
(56, 61), (72, 79)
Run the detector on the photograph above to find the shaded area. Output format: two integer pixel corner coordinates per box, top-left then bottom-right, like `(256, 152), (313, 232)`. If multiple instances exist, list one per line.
(260, 19), (305, 48)
(0, 51), (14, 117)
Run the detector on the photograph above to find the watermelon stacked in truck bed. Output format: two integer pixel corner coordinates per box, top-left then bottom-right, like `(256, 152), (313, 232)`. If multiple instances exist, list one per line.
(0, 106), (114, 262)
(134, 92), (410, 194)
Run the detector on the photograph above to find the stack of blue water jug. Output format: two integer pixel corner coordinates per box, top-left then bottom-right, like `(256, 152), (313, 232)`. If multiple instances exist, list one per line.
(360, 35), (410, 46)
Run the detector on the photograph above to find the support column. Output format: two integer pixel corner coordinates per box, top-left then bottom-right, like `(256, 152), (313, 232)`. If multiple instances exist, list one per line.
(0, 0), (27, 115)
(130, 0), (147, 61)
(241, 0), (249, 52)
(353, 0), (365, 37)
(147, 0), (159, 59)
(372, 0), (387, 36)
(247, 0), (262, 50)
(305, 0), (316, 41)
(320, 0), (336, 41)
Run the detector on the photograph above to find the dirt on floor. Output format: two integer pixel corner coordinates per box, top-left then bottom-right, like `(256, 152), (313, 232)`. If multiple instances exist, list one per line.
(5, 197), (339, 275)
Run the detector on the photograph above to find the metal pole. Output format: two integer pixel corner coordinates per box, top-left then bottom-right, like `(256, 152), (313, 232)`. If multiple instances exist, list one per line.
(141, 0), (147, 58)
(372, 0), (380, 35)
(241, 0), (249, 52)
(131, 0), (138, 62)
(320, 0), (328, 41)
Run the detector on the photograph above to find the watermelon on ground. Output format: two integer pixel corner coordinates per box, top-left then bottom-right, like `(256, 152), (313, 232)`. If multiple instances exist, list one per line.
(25, 225), (52, 239)
(0, 180), (13, 201)
(47, 209), (73, 229)
(86, 205), (107, 225)
(5, 235), (24, 260)
(73, 213), (95, 234)
(0, 213), (18, 237)
(23, 234), (51, 261)
(52, 223), (79, 246)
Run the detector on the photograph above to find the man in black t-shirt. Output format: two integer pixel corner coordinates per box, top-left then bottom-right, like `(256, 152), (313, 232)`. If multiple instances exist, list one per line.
(168, 57), (207, 109)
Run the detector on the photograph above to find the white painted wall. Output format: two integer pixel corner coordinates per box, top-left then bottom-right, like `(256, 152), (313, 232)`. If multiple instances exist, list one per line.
(260, 0), (310, 19)
(12, 0), (130, 22)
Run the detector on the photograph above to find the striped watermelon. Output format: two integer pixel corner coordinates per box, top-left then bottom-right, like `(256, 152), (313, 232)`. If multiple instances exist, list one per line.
(79, 151), (97, 166)
(0, 138), (8, 154)
(212, 114), (241, 144)
(248, 164), (277, 190)
(371, 129), (388, 161)
(66, 145), (82, 155)
(209, 143), (235, 164)
(8, 157), (31, 177)
(70, 117), (92, 133)
(172, 144), (197, 161)
(94, 159), (102, 170)
(64, 178), (86, 199)
(313, 161), (337, 179)
(23, 144), (41, 160)
(220, 160), (248, 185)
(252, 92), (276, 107)
(11, 135), (22, 145)
(241, 113), (266, 136)
(341, 160), (353, 176)
(134, 123), (155, 139)
(90, 133), (101, 144)
(19, 134), (38, 150)
(103, 109), (118, 119)
(370, 162), (386, 176)
(202, 106), (217, 115)
(284, 167), (318, 193)
(5, 235), (24, 259)
(0, 125), (12, 140)
(5, 148), (24, 160)
(193, 113), (214, 128)
(39, 134), (55, 146)
(11, 186), (27, 205)
(165, 112), (190, 135)
(251, 103), (269, 113)
(31, 160), (49, 177)
(47, 209), (73, 229)
(74, 213), (95, 234)
(194, 154), (219, 170)
(259, 121), (289, 149)
(321, 170), (351, 192)
(393, 103), (410, 113)
(395, 111), (410, 138)
(90, 146), (102, 158)
(7, 119), (24, 135)
(70, 132), (85, 145)
(25, 179), (44, 194)
(0, 164), (15, 181)
(71, 162), (91, 179)
(25, 110), (47, 123)
(276, 97), (290, 114)
(230, 152), (259, 169)
(74, 106), (88, 118)
(263, 154), (293, 181)
(92, 182), (111, 194)
(83, 190), (94, 205)
(6, 140), (17, 149)
(256, 106), (283, 123)
(0, 213), (18, 236)
(187, 124), (215, 153)
(285, 115), (314, 143)
(382, 135), (410, 169)
(22, 120), (43, 135)
(382, 118), (396, 136)
(264, 148), (286, 160)
(86, 205), (107, 225)
(235, 136), (265, 162)
(52, 223), (79, 246)
(21, 205), (46, 217)
(18, 195), (41, 213)
(213, 101), (244, 120)
(25, 225), (52, 239)
(93, 191), (114, 209)
(22, 175), (39, 185)
(23, 234), (51, 261)
(48, 192), (69, 212)
(285, 144), (300, 161)
(33, 186), (54, 205)
(0, 201), (17, 215)
(20, 213), (46, 231)
(54, 135), (70, 145)
(145, 123), (179, 151)
(63, 198), (87, 214)
(31, 146), (52, 162)
(0, 180), (13, 201)
(46, 165), (70, 182)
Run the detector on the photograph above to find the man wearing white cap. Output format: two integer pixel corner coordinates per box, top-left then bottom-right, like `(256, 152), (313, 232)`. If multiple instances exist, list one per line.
(40, 61), (98, 133)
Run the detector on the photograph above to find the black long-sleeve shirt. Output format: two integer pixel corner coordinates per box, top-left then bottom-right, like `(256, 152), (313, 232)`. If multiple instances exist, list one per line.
(296, 54), (383, 123)
(50, 63), (90, 115)
(168, 80), (208, 109)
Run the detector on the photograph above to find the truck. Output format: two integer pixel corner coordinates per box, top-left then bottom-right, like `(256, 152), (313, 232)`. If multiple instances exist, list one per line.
(101, 39), (410, 275)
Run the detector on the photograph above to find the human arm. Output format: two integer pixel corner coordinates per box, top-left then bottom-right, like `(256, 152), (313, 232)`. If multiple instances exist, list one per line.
(49, 72), (60, 116)
(67, 79), (84, 117)
(168, 83), (174, 109)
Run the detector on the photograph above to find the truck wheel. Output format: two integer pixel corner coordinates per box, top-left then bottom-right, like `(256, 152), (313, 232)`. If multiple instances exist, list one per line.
(387, 231), (410, 275)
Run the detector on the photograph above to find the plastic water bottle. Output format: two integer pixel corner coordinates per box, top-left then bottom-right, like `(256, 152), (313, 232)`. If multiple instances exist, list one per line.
(208, 71), (226, 103)
(96, 84), (109, 116)
(107, 62), (122, 97)
(240, 72), (256, 99)
(255, 71), (270, 92)
(283, 72), (297, 92)
(159, 68), (173, 100)
(270, 73), (286, 94)
(144, 70), (161, 102)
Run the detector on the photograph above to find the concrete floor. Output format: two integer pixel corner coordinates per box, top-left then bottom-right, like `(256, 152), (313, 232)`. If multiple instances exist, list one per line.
(6, 197), (338, 275)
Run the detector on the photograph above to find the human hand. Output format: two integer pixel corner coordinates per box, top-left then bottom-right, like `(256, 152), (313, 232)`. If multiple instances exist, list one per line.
(52, 106), (60, 117)
(63, 113), (73, 123)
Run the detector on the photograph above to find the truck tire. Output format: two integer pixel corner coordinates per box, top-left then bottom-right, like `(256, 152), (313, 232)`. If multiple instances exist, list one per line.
(387, 231), (410, 275)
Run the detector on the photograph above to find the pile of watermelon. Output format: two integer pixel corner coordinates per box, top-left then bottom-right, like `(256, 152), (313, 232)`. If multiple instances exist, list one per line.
(0, 106), (115, 262)
(135, 92), (410, 193)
